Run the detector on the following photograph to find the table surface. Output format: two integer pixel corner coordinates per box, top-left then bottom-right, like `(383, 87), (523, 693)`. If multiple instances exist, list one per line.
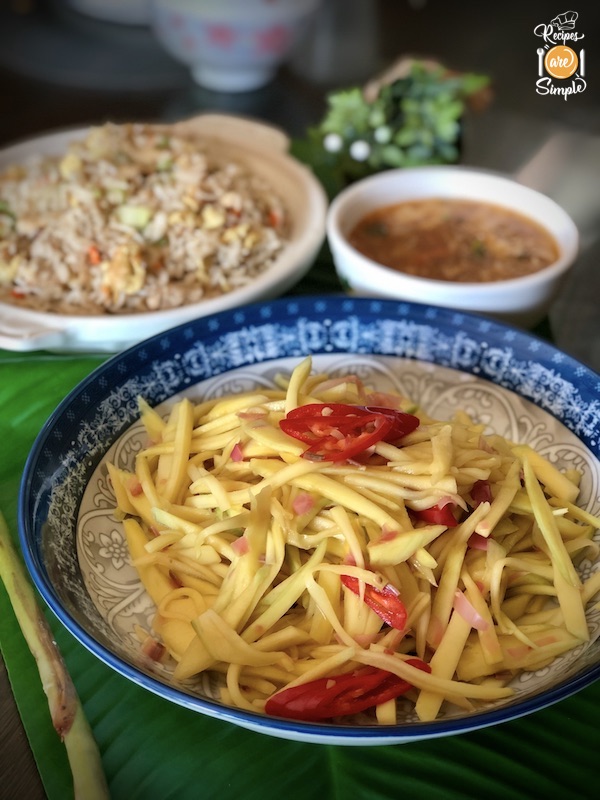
(1, 1), (599, 798)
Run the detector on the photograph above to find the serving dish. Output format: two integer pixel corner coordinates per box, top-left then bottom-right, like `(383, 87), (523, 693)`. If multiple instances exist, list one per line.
(0, 114), (327, 353)
(150, 0), (322, 92)
(18, 296), (600, 745)
(326, 166), (579, 329)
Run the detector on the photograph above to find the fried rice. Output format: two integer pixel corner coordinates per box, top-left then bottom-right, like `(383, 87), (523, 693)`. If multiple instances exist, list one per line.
(0, 123), (288, 315)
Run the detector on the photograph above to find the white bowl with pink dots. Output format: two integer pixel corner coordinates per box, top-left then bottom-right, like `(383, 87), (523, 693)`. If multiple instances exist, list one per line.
(149, 0), (322, 92)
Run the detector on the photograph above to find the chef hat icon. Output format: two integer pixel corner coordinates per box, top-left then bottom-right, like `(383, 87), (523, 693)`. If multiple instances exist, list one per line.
(550, 10), (578, 30)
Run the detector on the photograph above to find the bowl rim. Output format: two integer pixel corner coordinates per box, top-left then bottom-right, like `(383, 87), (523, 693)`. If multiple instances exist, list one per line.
(326, 164), (579, 298)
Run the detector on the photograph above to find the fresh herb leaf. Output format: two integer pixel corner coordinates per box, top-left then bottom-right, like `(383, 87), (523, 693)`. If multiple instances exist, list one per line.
(297, 60), (491, 196)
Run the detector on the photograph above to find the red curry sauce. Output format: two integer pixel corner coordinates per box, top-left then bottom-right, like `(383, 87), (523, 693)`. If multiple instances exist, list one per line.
(347, 198), (559, 283)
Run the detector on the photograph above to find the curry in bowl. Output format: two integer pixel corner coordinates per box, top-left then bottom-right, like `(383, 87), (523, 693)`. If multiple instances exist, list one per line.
(326, 165), (579, 328)
(347, 198), (559, 284)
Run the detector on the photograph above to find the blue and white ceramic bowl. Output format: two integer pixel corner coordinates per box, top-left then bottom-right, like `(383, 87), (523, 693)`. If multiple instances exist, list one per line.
(18, 297), (600, 745)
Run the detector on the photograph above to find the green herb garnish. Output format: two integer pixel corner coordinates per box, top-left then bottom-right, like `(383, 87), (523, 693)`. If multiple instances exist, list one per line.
(293, 61), (490, 197)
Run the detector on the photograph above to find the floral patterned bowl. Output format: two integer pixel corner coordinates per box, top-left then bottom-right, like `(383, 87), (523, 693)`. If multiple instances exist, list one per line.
(149, 0), (322, 92)
(18, 296), (600, 745)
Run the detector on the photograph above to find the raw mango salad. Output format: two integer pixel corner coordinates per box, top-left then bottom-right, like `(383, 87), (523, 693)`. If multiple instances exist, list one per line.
(108, 358), (600, 724)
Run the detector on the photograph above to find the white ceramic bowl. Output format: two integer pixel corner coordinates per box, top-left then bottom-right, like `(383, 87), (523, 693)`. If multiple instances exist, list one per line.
(0, 114), (327, 353)
(149, 0), (322, 92)
(326, 166), (579, 329)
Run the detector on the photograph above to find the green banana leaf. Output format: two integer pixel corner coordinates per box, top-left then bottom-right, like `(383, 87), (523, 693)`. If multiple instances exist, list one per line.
(1, 329), (599, 800)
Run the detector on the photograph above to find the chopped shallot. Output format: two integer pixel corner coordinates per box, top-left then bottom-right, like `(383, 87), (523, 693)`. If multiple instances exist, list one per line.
(535, 635), (558, 648)
(237, 408), (267, 420)
(364, 391), (407, 409)
(379, 525), (398, 542)
(231, 443), (244, 462)
(231, 536), (250, 556)
(292, 492), (315, 515)
(128, 477), (143, 496)
(506, 644), (532, 660)
(437, 495), (457, 509)
(468, 532), (489, 550)
(141, 635), (167, 662)
(453, 590), (489, 631)
(471, 479), (492, 506)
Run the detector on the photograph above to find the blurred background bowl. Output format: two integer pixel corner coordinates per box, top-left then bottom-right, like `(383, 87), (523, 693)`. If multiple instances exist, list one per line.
(149, 0), (323, 92)
(326, 165), (579, 329)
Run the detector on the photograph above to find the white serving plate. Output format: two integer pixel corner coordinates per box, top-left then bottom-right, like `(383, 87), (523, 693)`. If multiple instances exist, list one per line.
(0, 114), (328, 353)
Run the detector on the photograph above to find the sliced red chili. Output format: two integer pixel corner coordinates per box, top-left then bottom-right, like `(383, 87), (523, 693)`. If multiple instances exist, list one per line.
(279, 403), (419, 462)
(413, 502), (459, 527)
(359, 406), (420, 441)
(264, 660), (430, 722)
(341, 575), (407, 631)
(282, 404), (385, 442)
